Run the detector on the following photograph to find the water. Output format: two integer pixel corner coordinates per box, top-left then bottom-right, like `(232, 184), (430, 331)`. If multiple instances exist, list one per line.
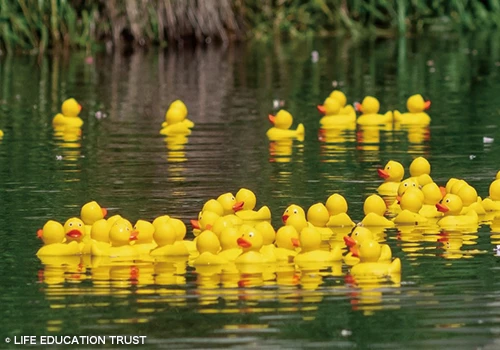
(2, 32), (500, 349)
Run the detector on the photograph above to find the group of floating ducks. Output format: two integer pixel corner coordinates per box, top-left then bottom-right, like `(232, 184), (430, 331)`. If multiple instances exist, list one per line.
(36, 155), (500, 282)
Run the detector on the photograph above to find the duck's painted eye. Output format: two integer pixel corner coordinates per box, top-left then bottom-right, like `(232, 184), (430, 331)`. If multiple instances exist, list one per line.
(404, 183), (408, 187)
(249, 232), (254, 238)
(387, 166), (391, 170)
(293, 209), (298, 214)
(446, 199), (450, 203)
(78, 223), (82, 227)
(69, 222), (73, 227)
(285, 209), (289, 213)
(354, 232), (359, 236)
(126, 227), (130, 231)
(231, 196), (235, 201)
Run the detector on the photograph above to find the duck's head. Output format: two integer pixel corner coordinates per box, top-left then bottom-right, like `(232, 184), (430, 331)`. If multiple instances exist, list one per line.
(217, 192), (244, 215)
(196, 230), (221, 254)
(352, 239), (381, 262)
(61, 98), (82, 117)
(169, 218), (187, 241)
(107, 214), (123, 227)
(153, 220), (177, 247)
(457, 185), (478, 207)
(191, 210), (220, 231)
(219, 227), (240, 250)
(169, 100), (188, 118)
(307, 202), (330, 227)
(165, 107), (185, 125)
(323, 97), (341, 116)
(400, 188), (424, 213)
(298, 227), (321, 252)
(397, 178), (419, 197)
(269, 110), (293, 130)
(421, 182), (443, 205)
(409, 156), (431, 177)
(363, 194), (387, 216)
(490, 179), (500, 201)
(445, 178), (459, 194)
(237, 225), (263, 252)
(202, 199), (224, 217)
(109, 219), (137, 246)
(80, 201), (107, 225)
(63, 217), (85, 242)
(134, 219), (155, 244)
(344, 226), (374, 252)
(416, 174), (433, 187)
(329, 90), (347, 107)
(275, 226), (300, 250)
(436, 194), (463, 216)
(37, 220), (65, 244)
(378, 160), (404, 182)
(255, 221), (276, 245)
(407, 94), (431, 113)
(356, 96), (380, 114)
(235, 188), (257, 211)
(90, 219), (111, 243)
(450, 179), (468, 195)
(282, 204), (306, 224)
(325, 193), (349, 216)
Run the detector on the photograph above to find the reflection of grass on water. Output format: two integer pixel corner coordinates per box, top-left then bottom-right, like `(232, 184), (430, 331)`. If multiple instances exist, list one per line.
(3, 1), (500, 52)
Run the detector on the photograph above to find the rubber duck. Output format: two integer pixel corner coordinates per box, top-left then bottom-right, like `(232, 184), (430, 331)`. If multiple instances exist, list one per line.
(255, 221), (277, 260)
(409, 156), (432, 185)
(282, 204), (309, 232)
(350, 240), (401, 277)
(218, 227), (243, 261)
(133, 220), (157, 255)
(274, 226), (300, 262)
(392, 189), (429, 225)
(359, 194), (395, 227)
(457, 184), (485, 215)
(234, 188), (272, 221)
(377, 160), (405, 196)
(419, 182), (444, 218)
(325, 193), (355, 227)
(192, 230), (227, 265)
(217, 192), (244, 216)
(294, 227), (342, 264)
(317, 90), (355, 117)
(305, 202), (334, 239)
(63, 217), (87, 252)
(88, 219), (111, 255)
(436, 194), (479, 229)
(319, 98), (356, 129)
(235, 224), (273, 264)
(483, 179), (500, 211)
(343, 226), (392, 265)
(91, 218), (138, 257)
(150, 218), (190, 257)
(191, 210), (220, 236)
(393, 94), (431, 126)
(80, 200), (107, 227)
(52, 98), (83, 128)
(267, 109), (305, 141)
(161, 100), (193, 127)
(160, 107), (193, 136)
(36, 220), (81, 256)
(355, 96), (393, 126)
(201, 199), (225, 217)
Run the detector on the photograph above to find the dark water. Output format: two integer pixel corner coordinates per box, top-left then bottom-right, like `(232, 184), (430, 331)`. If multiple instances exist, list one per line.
(2, 32), (500, 349)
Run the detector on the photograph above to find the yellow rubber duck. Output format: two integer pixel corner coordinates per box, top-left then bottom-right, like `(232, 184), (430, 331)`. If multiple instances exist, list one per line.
(317, 90), (355, 117)
(190, 210), (220, 235)
(267, 109), (305, 141)
(217, 192), (244, 216)
(200, 199), (225, 217)
(63, 217), (87, 252)
(235, 224), (272, 264)
(325, 193), (355, 227)
(419, 182), (444, 218)
(294, 227), (342, 264)
(255, 221), (277, 260)
(150, 218), (190, 257)
(274, 225), (299, 262)
(88, 219), (111, 254)
(409, 156), (433, 186)
(481, 179), (500, 211)
(80, 201), (107, 231)
(350, 239), (401, 278)
(91, 218), (138, 257)
(192, 230), (227, 265)
(355, 96), (393, 126)
(234, 187), (271, 221)
(282, 204), (309, 233)
(457, 184), (485, 215)
(133, 220), (157, 255)
(392, 189), (429, 225)
(161, 99), (193, 127)
(393, 94), (431, 126)
(36, 220), (80, 256)
(436, 194), (479, 229)
(359, 194), (395, 227)
(160, 107), (193, 136)
(319, 97), (356, 129)
(377, 160), (405, 196)
(218, 227), (243, 261)
(343, 226), (392, 265)
(305, 202), (334, 239)
(52, 98), (83, 128)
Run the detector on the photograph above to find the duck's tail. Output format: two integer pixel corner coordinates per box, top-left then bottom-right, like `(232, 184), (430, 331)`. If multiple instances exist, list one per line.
(296, 123), (305, 142)
(384, 110), (394, 121)
(257, 206), (272, 220)
(389, 257), (402, 274)
(393, 110), (402, 122)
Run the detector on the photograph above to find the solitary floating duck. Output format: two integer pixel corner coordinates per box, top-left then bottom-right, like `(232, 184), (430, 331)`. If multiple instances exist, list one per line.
(355, 96), (393, 127)
(267, 110), (305, 141)
(52, 98), (83, 128)
(393, 94), (431, 126)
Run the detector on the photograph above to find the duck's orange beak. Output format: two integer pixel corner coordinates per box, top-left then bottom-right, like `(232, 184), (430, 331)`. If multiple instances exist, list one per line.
(354, 102), (363, 113)
(424, 100), (431, 110)
(129, 230), (139, 241)
(78, 104), (82, 112)
(377, 169), (390, 179)
(282, 214), (289, 224)
(350, 246), (360, 257)
(439, 186), (447, 198)
(101, 207), (108, 218)
(396, 195), (402, 204)
(317, 105), (326, 115)
(237, 237), (252, 248)
(190, 219), (200, 230)
(268, 114), (276, 125)
(66, 229), (82, 239)
(233, 201), (244, 212)
(436, 203), (449, 213)
(37, 229), (43, 239)
(291, 237), (300, 247)
(343, 235), (357, 247)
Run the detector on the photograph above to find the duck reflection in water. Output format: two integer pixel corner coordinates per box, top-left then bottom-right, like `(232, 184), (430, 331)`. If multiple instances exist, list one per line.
(53, 125), (82, 163)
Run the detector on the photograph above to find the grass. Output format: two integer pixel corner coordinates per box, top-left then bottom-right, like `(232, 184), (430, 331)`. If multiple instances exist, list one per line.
(1, 0), (500, 53)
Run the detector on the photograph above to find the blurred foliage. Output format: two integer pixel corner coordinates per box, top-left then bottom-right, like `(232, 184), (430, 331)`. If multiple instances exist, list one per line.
(2, 0), (500, 53)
